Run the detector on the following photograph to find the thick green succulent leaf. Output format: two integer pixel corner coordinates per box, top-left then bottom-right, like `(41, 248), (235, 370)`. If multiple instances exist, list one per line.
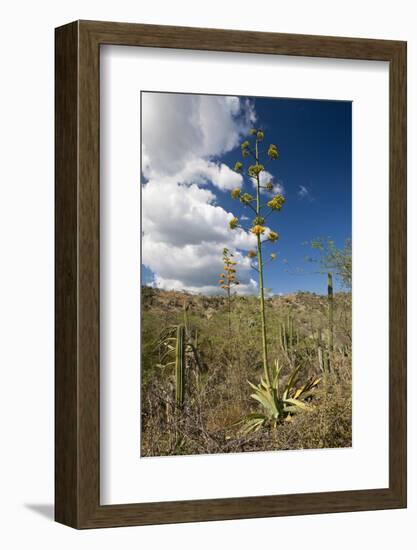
(250, 392), (277, 415)
(238, 412), (268, 434)
(283, 365), (302, 400)
(283, 397), (311, 411)
(247, 380), (260, 392)
(260, 377), (270, 390)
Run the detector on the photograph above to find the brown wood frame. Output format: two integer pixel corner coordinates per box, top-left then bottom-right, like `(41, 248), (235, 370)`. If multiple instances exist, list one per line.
(55, 20), (407, 529)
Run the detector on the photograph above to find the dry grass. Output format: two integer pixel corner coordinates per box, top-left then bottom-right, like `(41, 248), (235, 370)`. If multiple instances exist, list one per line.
(141, 287), (352, 457)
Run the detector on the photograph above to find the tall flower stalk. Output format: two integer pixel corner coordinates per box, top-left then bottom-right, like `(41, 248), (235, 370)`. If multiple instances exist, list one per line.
(229, 129), (283, 387)
(218, 248), (239, 334)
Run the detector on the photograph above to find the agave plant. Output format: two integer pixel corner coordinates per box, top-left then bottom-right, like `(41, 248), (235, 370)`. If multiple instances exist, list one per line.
(218, 247), (239, 334)
(229, 128), (283, 388)
(239, 360), (321, 434)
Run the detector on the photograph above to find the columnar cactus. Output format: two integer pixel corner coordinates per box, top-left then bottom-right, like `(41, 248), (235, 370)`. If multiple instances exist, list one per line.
(327, 271), (334, 370)
(279, 312), (299, 355)
(175, 325), (185, 408)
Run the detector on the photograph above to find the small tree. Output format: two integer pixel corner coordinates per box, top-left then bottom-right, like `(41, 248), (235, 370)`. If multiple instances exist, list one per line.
(229, 128), (283, 387)
(308, 237), (352, 371)
(218, 248), (239, 334)
(311, 237), (352, 289)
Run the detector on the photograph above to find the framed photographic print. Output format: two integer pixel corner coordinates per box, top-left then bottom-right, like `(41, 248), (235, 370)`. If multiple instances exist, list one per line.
(55, 20), (407, 528)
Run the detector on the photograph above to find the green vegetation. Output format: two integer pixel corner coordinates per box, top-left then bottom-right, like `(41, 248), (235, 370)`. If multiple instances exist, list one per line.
(140, 128), (351, 457)
(230, 128), (283, 388)
(218, 248), (239, 335)
(310, 237), (352, 289)
(141, 288), (352, 456)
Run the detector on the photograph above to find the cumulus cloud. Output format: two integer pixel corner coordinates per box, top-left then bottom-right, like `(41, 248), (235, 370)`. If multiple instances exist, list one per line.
(142, 178), (256, 249)
(141, 92), (256, 179)
(141, 92), (263, 294)
(179, 158), (243, 191)
(143, 238), (257, 296)
(256, 170), (285, 195)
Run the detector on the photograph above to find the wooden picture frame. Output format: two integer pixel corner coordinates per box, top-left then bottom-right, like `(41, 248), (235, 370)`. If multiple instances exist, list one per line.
(55, 20), (407, 529)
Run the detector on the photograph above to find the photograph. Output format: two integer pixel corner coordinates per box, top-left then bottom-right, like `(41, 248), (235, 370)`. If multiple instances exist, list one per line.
(0, 0), (409, 540)
(140, 91), (352, 457)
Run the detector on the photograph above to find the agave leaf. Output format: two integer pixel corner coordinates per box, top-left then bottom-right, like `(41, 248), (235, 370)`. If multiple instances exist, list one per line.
(242, 418), (265, 435)
(310, 377), (322, 388)
(283, 365), (302, 400)
(233, 412), (264, 426)
(297, 389), (318, 400)
(283, 397), (311, 411)
(271, 388), (283, 417)
(241, 412), (267, 434)
(260, 377), (270, 390)
(245, 412), (268, 420)
(272, 361), (282, 390)
(282, 405), (300, 414)
(273, 358), (283, 377)
(250, 392), (271, 411)
(251, 390), (279, 415)
(257, 386), (278, 403)
(293, 384), (307, 399)
(298, 377), (321, 398)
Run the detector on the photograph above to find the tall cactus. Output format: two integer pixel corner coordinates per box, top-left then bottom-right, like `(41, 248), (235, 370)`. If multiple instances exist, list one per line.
(317, 328), (329, 374)
(175, 325), (185, 408)
(327, 272), (334, 370)
(279, 312), (299, 351)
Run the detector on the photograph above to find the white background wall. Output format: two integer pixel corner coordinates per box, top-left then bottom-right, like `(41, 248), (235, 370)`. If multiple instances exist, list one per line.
(0, 1), (415, 547)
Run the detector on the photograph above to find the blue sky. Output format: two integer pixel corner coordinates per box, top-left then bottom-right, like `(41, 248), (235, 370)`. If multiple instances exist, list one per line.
(141, 93), (351, 296)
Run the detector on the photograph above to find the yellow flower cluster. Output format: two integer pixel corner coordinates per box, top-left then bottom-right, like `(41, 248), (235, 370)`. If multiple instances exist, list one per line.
(268, 144), (279, 160)
(267, 194), (285, 211)
(219, 249), (239, 291)
(251, 225), (266, 236)
(240, 193), (254, 204)
(253, 216), (265, 226)
(234, 161), (243, 172)
(241, 140), (250, 158)
(229, 217), (238, 230)
(231, 188), (241, 199)
(270, 253), (277, 260)
(268, 231), (279, 242)
(247, 250), (257, 259)
(248, 164), (265, 177)
(256, 131), (264, 141)
(265, 182), (274, 191)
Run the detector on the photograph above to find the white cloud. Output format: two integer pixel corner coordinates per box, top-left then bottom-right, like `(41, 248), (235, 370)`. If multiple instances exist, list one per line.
(179, 158), (243, 191)
(142, 176), (256, 249)
(141, 92), (264, 294)
(298, 185), (310, 199)
(151, 275), (258, 297)
(142, 92), (256, 179)
(254, 170), (285, 195)
(143, 237), (257, 296)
